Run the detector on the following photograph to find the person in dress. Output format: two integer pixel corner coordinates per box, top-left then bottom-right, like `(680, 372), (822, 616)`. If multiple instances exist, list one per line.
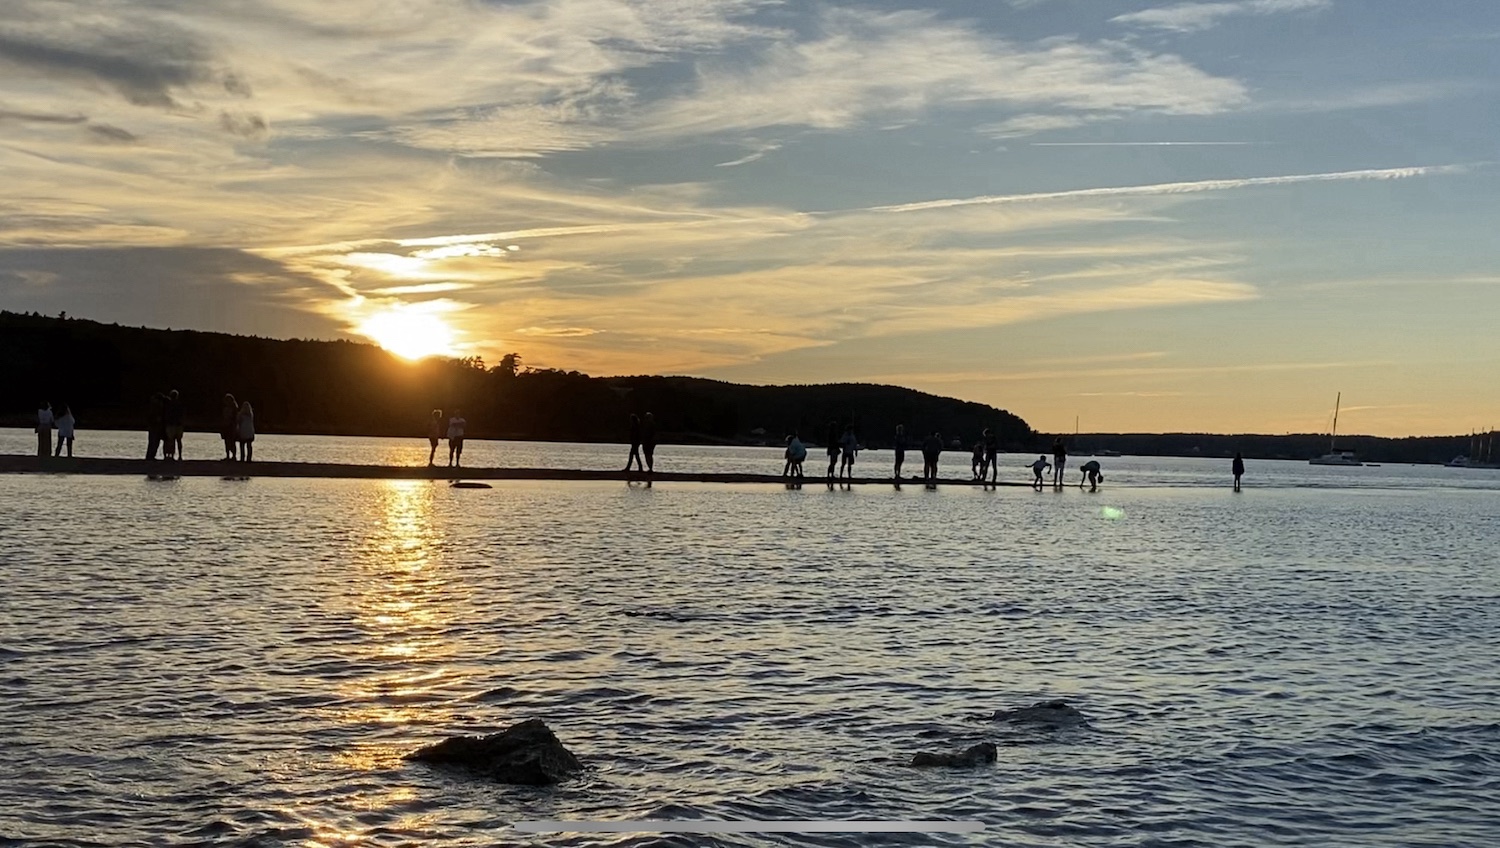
(54, 405), (75, 457)
(447, 408), (467, 467)
(35, 401), (54, 458)
(624, 414), (644, 472)
(1232, 452), (1245, 492)
(237, 401), (255, 462)
(220, 394), (239, 460)
(427, 409), (444, 467)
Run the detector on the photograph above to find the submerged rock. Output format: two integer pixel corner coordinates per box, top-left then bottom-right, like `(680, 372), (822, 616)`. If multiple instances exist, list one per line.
(406, 719), (584, 785)
(985, 699), (1087, 726)
(911, 742), (997, 768)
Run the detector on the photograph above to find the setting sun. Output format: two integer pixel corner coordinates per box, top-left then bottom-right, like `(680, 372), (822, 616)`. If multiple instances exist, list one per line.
(358, 307), (458, 360)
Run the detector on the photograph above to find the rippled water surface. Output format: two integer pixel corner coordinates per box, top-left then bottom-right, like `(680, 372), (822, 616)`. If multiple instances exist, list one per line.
(2, 436), (1499, 847)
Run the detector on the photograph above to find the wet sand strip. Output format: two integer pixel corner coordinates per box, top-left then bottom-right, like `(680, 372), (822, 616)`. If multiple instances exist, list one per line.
(0, 455), (1033, 486)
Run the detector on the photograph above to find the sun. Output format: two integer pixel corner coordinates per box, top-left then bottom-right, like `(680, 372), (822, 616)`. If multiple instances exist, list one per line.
(358, 307), (459, 360)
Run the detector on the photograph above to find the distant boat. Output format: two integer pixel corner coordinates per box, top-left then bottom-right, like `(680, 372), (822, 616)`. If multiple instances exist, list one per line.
(1445, 430), (1500, 468)
(1309, 392), (1363, 466)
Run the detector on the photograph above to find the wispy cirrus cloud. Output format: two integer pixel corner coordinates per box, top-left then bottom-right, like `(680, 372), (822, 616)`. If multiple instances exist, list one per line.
(1112, 0), (1330, 33)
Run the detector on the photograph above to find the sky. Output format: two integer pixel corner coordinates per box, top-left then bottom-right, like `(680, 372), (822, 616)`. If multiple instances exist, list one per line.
(1, 0), (1497, 436)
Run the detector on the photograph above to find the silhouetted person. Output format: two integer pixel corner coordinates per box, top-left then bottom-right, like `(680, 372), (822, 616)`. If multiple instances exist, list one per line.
(641, 412), (658, 472)
(236, 401), (255, 461)
(220, 394), (239, 460)
(35, 401), (53, 458)
(1051, 437), (1067, 486)
(625, 414), (644, 472)
(1030, 455), (1051, 489)
(427, 409), (444, 466)
(922, 430), (943, 482)
(893, 424), (908, 480)
(784, 433), (806, 478)
(971, 440), (985, 480)
(54, 406), (75, 457)
(839, 425), (858, 479)
(1079, 459), (1103, 491)
(447, 408), (467, 467)
(824, 420), (840, 479)
(1232, 452), (1245, 491)
(983, 428), (999, 485)
(146, 392), (167, 460)
(164, 389), (184, 460)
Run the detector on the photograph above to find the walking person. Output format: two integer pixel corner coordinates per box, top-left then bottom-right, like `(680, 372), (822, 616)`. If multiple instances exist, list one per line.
(146, 392), (166, 460)
(624, 414), (644, 472)
(641, 412), (658, 472)
(163, 389), (184, 460)
(35, 401), (54, 458)
(427, 409), (444, 466)
(220, 394), (239, 460)
(236, 400), (255, 462)
(54, 405), (75, 457)
(1079, 459), (1103, 491)
(1051, 437), (1067, 487)
(893, 424), (908, 481)
(1232, 452), (1245, 492)
(447, 408), (467, 467)
(839, 425), (859, 479)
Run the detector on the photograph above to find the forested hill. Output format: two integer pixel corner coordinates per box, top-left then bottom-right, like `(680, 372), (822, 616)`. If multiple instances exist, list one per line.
(0, 311), (1034, 447)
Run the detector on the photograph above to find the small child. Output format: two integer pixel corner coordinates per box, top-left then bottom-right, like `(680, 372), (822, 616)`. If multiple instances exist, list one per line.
(971, 441), (986, 480)
(785, 433), (807, 478)
(1030, 455), (1051, 488)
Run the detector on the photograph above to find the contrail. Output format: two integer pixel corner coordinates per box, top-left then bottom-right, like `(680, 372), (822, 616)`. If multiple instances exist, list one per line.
(866, 164), (1468, 214)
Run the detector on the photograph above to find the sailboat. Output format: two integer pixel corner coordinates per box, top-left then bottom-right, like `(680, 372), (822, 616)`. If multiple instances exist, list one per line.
(1309, 393), (1362, 466)
(1446, 430), (1500, 469)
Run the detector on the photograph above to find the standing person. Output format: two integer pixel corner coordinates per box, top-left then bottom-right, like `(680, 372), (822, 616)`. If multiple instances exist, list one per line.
(641, 412), (658, 473)
(35, 401), (54, 458)
(1079, 459), (1103, 491)
(893, 424), (908, 480)
(447, 408), (467, 467)
(624, 414), (644, 472)
(839, 425), (859, 479)
(1051, 437), (1068, 487)
(1232, 452), (1245, 492)
(1030, 455), (1051, 489)
(236, 400), (255, 462)
(824, 420), (840, 480)
(971, 440), (985, 480)
(220, 394), (239, 460)
(54, 405), (75, 457)
(146, 392), (166, 460)
(922, 431), (943, 482)
(983, 428), (999, 485)
(427, 409), (444, 466)
(163, 389), (184, 460)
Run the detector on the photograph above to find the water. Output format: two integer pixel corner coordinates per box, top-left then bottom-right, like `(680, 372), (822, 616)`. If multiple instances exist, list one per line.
(2, 433), (1499, 846)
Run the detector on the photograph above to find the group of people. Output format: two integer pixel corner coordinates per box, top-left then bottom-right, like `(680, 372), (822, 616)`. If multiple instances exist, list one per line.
(33, 402), (76, 457)
(624, 412), (659, 473)
(217, 394), (257, 461)
(427, 408), (468, 466)
(145, 390), (187, 460)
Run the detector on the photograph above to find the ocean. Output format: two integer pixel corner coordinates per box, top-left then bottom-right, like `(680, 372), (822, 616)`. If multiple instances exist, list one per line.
(2, 430), (1498, 846)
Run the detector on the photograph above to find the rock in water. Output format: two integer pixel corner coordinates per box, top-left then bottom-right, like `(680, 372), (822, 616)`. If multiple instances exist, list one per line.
(406, 719), (584, 785)
(987, 699), (1087, 726)
(911, 742), (998, 768)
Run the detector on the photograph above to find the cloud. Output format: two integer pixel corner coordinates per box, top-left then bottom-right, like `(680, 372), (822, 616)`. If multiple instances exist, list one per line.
(1112, 0), (1330, 33)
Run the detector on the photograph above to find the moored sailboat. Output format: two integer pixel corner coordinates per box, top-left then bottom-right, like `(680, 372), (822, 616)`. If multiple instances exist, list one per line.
(1309, 393), (1362, 466)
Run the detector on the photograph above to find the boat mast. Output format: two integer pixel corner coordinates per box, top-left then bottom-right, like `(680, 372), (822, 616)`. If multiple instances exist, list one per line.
(1330, 392), (1340, 452)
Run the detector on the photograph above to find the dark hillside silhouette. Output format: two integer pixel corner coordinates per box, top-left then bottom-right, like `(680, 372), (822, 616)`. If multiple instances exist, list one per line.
(0, 311), (1033, 446)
